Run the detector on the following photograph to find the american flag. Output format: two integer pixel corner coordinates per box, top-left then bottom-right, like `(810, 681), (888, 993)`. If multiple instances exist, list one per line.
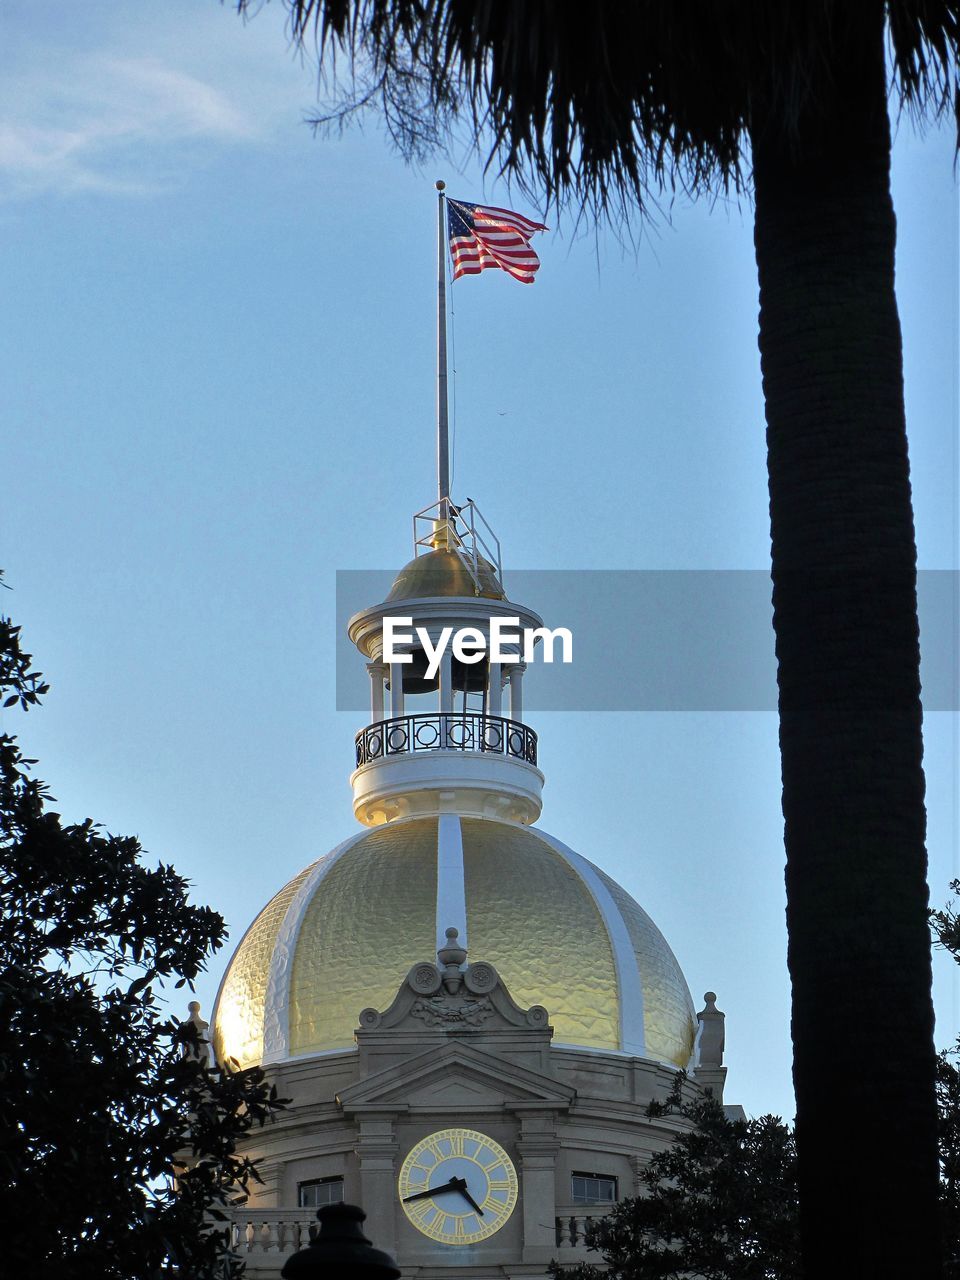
(447, 199), (548, 284)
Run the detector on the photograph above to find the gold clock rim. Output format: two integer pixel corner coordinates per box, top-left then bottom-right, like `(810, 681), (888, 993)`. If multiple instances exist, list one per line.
(398, 1126), (518, 1245)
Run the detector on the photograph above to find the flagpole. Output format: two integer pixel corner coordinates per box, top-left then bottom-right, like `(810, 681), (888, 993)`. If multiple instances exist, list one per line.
(436, 179), (450, 506)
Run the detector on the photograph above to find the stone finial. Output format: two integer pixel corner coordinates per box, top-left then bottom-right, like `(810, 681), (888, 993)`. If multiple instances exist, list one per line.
(181, 1000), (213, 1067)
(695, 991), (725, 1068)
(438, 926), (467, 966)
(437, 926), (467, 994)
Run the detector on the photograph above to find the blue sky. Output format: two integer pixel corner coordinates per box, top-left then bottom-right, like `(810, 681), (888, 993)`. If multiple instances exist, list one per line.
(0, 1), (956, 1123)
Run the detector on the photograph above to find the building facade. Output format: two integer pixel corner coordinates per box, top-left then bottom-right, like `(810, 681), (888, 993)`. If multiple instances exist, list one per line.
(207, 501), (732, 1278)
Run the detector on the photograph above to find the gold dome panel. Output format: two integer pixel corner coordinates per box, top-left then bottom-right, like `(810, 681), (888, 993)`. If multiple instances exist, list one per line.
(461, 819), (620, 1050)
(212, 863), (314, 1069)
(385, 549), (505, 602)
(595, 866), (696, 1067)
(289, 819), (438, 1055)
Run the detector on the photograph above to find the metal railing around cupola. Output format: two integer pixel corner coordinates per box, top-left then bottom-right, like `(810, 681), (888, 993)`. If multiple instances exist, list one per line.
(355, 711), (537, 768)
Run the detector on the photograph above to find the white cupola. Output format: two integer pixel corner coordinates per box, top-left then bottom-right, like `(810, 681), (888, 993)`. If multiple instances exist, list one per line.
(347, 497), (545, 827)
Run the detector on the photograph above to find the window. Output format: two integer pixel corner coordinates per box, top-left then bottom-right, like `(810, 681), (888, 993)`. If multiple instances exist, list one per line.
(298, 1176), (344, 1209)
(571, 1172), (618, 1204)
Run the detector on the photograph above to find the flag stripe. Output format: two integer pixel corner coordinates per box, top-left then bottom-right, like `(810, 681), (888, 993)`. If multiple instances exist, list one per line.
(471, 203), (548, 235)
(447, 198), (547, 285)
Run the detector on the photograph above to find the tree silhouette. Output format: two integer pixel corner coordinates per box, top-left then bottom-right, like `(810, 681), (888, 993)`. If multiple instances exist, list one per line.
(0, 603), (286, 1277)
(552, 1075), (799, 1280)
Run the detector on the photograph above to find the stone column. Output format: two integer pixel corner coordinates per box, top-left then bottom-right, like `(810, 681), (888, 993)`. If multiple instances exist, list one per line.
(355, 1115), (399, 1256)
(439, 650), (454, 713)
(508, 664), (525, 723)
(489, 663), (503, 708)
(516, 1112), (560, 1264)
(486, 661), (502, 748)
(366, 662), (386, 723)
(388, 663), (405, 719)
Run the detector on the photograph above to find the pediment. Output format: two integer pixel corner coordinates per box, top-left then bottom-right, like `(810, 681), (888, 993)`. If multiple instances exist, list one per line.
(357, 947), (552, 1039)
(336, 1039), (575, 1114)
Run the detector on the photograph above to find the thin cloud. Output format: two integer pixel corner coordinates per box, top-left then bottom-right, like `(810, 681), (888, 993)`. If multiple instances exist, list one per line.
(0, 54), (262, 199)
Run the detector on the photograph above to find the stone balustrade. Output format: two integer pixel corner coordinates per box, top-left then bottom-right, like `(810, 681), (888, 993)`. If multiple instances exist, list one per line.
(229, 1205), (611, 1262)
(229, 1209), (317, 1257)
(554, 1206), (611, 1250)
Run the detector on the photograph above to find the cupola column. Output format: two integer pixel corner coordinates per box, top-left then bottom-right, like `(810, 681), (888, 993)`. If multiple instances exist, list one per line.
(508, 663), (525, 722)
(367, 662), (386, 723)
(488, 662), (502, 718)
(347, 527), (546, 825)
(439, 650), (454, 713)
(389, 662), (405, 719)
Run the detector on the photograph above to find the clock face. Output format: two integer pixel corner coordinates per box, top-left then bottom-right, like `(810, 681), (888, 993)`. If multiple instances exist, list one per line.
(398, 1127), (519, 1244)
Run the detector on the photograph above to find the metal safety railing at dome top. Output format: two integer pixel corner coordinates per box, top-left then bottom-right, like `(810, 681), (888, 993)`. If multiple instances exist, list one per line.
(413, 496), (503, 595)
(355, 711), (537, 768)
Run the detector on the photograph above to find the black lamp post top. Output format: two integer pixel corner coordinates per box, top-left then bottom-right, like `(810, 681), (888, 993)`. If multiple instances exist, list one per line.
(281, 1203), (401, 1280)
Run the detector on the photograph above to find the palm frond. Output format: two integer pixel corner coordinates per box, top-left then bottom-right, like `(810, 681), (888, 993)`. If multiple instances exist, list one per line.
(244, 1), (960, 214)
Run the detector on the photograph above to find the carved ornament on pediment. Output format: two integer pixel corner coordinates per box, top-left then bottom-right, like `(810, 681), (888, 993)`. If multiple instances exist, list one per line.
(410, 993), (495, 1027)
(356, 926), (554, 1037)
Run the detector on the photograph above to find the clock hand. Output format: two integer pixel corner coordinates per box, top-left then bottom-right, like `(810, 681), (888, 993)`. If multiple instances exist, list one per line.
(402, 1176), (462, 1205)
(451, 1177), (485, 1216)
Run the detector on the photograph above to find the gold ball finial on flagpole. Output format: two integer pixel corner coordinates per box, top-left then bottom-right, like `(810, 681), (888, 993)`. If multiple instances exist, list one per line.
(436, 180), (445, 191)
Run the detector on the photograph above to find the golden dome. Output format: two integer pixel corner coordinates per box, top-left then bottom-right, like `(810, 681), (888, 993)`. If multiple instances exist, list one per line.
(385, 548), (505, 602)
(212, 816), (696, 1071)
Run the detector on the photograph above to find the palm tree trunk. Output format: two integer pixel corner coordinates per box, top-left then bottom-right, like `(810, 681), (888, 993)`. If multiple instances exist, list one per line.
(751, 9), (941, 1276)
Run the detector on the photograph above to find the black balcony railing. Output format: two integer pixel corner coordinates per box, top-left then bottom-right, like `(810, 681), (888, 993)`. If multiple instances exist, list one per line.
(355, 712), (537, 768)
